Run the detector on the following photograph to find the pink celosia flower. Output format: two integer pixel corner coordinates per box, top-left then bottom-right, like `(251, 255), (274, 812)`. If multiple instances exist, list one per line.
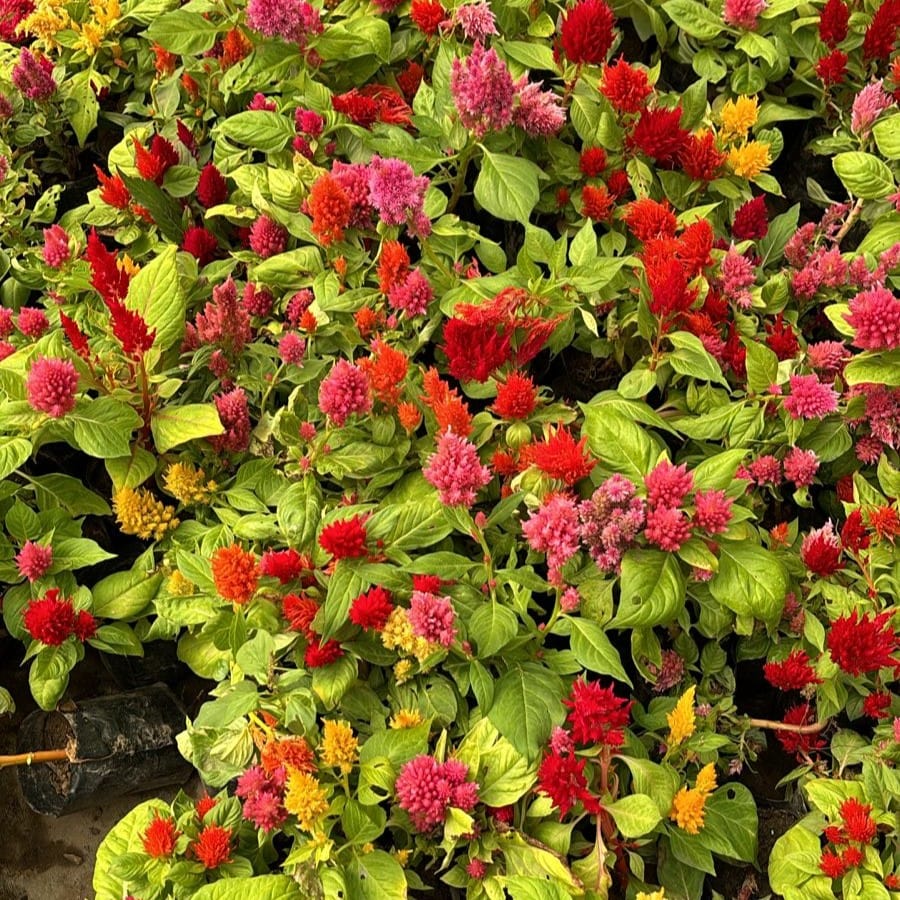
(801, 521), (843, 576)
(549, 726), (574, 755)
(286, 289), (314, 326)
(408, 591), (457, 647)
(645, 459), (694, 509)
(651, 649), (686, 692)
(521, 494), (581, 585)
(721, 246), (755, 300)
(42, 225), (70, 268)
(367, 157), (431, 236)
(693, 490), (733, 534)
(783, 447), (820, 486)
(245, 0), (322, 43)
(332, 162), (375, 229)
(18, 307), (48, 338)
(11, 48), (55, 101)
(452, 0), (497, 39)
(16, 541), (53, 582)
(278, 332), (306, 365)
(194, 278), (252, 356)
(851, 81), (893, 137)
(845, 287), (900, 350)
(248, 93), (276, 111)
(862, 384), (900, 449)
(318, 359), (372, 426)
(249, 215), (287, 258)
(450, 42), (515, 138)
(26, 357), (78, 417)
(807, 340), (849, 376)
(0, 307), (13, 337)
(212, 387), (251, 452)
(723, 0), (766, 29)
(513, 80), (566, 136)
(748, 454), (781, 485)
(560, 586), (581, 612)
(644, 506), (692, 551)
(579, 474), (645, 573)
(295, 107), (324, 135)
(388, 269), (433, 316)
(423, 429), (492, 506)
(242, 791), (287, 832)
(783, 374), (839, 420)
(395, 755), (479, 832)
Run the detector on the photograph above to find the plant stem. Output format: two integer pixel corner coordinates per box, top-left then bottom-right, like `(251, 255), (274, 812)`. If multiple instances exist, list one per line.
(834, 198), (864, 246)
(0, 748), (70, 768)
(447, 143), (476, 214)
(746, 716), (828, 734)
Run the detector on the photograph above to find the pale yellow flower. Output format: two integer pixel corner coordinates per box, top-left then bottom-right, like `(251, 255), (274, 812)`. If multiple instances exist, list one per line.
(319, 720), (358, 774)
(666, 685), (696, 747)
(695, 762), (717, 797)
(636, 890), (666, 900)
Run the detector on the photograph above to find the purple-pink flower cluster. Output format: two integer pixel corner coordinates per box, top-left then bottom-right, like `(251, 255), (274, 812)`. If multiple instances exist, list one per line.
(408, 591), (457, 647)
(236, 765), (288, 832)
(318, 359), (372, 426)
(395, 755), (479, 832)
(522, 494), (581, 585)
(423, 430), (491, 506)
(579, 474), (646, 572)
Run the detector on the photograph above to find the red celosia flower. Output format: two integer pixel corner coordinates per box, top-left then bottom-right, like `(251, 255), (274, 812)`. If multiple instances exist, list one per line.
(765, 313), (800, 360)
(319, 515), (368, 559)
(308, 174), (352, 246)
(840, 798), (877, 843)
(823, 825), (845, 845)
(888, 875), (900, 890)
(442, 315), (513, 383)
(523, 426), (596, 486)
(86, 229), (130, 305)
(622, 198), (677, 242)
(283, 594), (319, 637)
(801, 522), (843, 576)
(606, 168), (631, 198)
(643, 240), (696, 321)
(142, 813), (179, 858)
(560, 0), (615, 64)
(195, 795), (217, 819)
(536, 750), (599, 818)
(820, 849), (847, 879)
(679, 130), (725, 181)
(260, 548), (308, 584)
(731, 195), (768, 241)
(816, 49), (848, 86)
(378, 241), (411, 294)
(304, 637), (344, 668)
(74, 610), (97, 641)
(763, 649), (822, 691)
(581, 183), (615, 221)
(564, 677), (633, 747)
(94, 165), (131, 209)
(841, 846), (864, 868)
(819, 0), (849, 47)
(693, 489), (733, 534)
(863, 0), (900, 60)
(579, 147), (607, 177)
(360, 84), (414, 126)
(492, 372), (538, 420)
(133, 135), (178, 185)
(827, 610), (897, 676)
(59, 312), (90, 359)
(107, 299), (156, 359)
(627, 106), (690, 167)
(776, 703), (826, 759)
(197, 163), (228, 208)
(211, 544), (260, 605)
(181, 226), (218, 266)
(262, 736), (316, 775)
(676, 220), (714, 277)
(397, 61), (425, 101)
(410, 0), (445, 35)
(221, 27), (253, 68)
(349, 586), (394, 630)
(23, 589), (77, 645)
(840, 510), (870, 553)
(192, 824), (232, 869)
(600, 57), (652, 114)
(332, 89), (380, 127)
(862, 690), (891, 718)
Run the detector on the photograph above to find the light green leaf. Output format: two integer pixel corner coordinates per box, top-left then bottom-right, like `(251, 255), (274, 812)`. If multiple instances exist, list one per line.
(70, 397), (141, 458)
(346, 851), (407, 900)
(192, 875), (305, 900)
(873, 114), (900, 160)
(470, 603), (518, 657)
(710, 543), (787, 625)
(607, 794), (663, 838)
(474, 149), (542, 224)
(126, 244), (186, 353)
(843, 351), (900, 387)
(105, 448), (158, 491)
(92, 567), (163, 620)
(50, 537), (116, 571)
(217, 111), (296, 153)
(88, 622), (144, 656)
(697, 783), (757, 862)
(150, 403), (224, 453)
(0, 437), (31, 479)
(29, 642), (77, 710)
(582, 405), (660, 482)
(833, 152), (894, 199)
(612, 550), (685, 628)
(667, 332), (727, 385)
(27, 473), (111, 516)
(276, 476), (323, 550)
(662, 0), (723, 39)
(570, 618), (631, 685)
(488, 664), (565, 760)
(145, 9), (219, 54)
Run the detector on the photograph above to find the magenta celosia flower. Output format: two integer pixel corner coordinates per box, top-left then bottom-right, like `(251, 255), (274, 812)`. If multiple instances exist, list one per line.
(644, 459), (693, 509)
(194, 278), (252, 356)
(783, 447), (820, 487)
(0, 307), (13, 337)
(395, 755), (479, 832)
(248, 93), (276, 111)
(851, 81), (893, 137)
(783, 374), (839, 420)
(18, 307), (48, 338)
(332, 162), (374, 229)
(42, 225), (70, 268)
(644, 506), (692, 551)
(11, 48), (56, 101)
(513, 80), (566, 136)
(521, 494), (581, 585)
(807, 340), (848, 376)
(845, 287), (900, 350)
(452, 1), (497, 39)
(723, 0), (766, 28)
(249, 215), (287, 258)
(16, 541), (53, 582)
(245, 0), (322, 42)
(450, 42), (515, 138)
(721, 246), (754, 299)
(318, 359), (372, 426)
(278, 332), (306, 365)
(236, 766), (287, 832)
(862, 384), (900, 449)
(408, 591), (457, 647)
(367, 156), (431, 236)
(693, 490), (733, 534)
(212, 387), (251, 453)
(560, 586), (580, 612)
(388, 269), (433, 316)
(579, 474), (645, 572)
(26, 357), (78, 417)
(423, 430), (492, 506)
(748, 454), (781, 484)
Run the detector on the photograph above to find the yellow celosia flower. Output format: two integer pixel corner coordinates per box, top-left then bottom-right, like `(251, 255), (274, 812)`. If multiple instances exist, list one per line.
(361, 842), (375, 854)
(719, 95), (759, 141)
(91, 0), (120, 28)
(118, 255), (140, 279)
(666, 685), (696, 747)
(284, 771), (329, 832)
(727, 141), (771, 179)
(18, 0), (70, 49)
(166, 570), (195, 597)
(113, 487), (179, 541)
(319, 720), (358, 774)
(163, 462), (216, 504)
(636, 891), (666, 900)
(394, 848), (411, 867)
(75, 22), (103, 54)
(393, 659), (414, 684)
(390, 709), (424, 729)
(669, 786), (707, 835)
(381, 608), (434, 662)
(695, 762), (717, 796)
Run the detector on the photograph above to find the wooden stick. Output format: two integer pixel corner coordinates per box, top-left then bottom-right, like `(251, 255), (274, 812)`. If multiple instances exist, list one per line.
(0, 748), (70, 768)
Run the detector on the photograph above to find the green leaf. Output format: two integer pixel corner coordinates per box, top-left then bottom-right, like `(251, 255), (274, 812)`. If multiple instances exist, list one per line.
(470, 603), (518, 657)
(367, 489), (452, 551)
(833, 152), (895, 199)
(843, 350), (900, 387)
(570, 618), (632, 685)
(192, 876), (305, 900)
(60, 70), (99, 147)
(698, 783), (757, 862)
(27, 473), (111, 516)
(105, 448), (158, 491)
(88, 622), (144, 656)
(503, 876), (572, 900)
(569, 221), (597, 267)
(0, 437), (31, 479)
(119, 174), (185, 244)
(126, 244), (187, 352)
(217, 111), (296, 153)
(276, 476), (323, 550)
(487, 663), (565, 760)
(70, 397), (141, 459)
(662, 0), (724, 39)
(710, 543), (787, 625)
(735, 31), (779, 65)
(873, 114), (900, 160)
(474, 149), (542, 224)
(582, 405), (660, 482)
(769, 824), (834, 900)
(29, 643), (77, 710)
(667, 332), (727, 385)
(612, 550), (685, 628)
(456, 719), (536, 806)
(50, 537), (116, 571)
(145, 10), (220, 54)
(607, 794), (663, 838)
(92, 567), (163, 620)
(691, 449), (747, 491)
(317, 561), (369, 641)
(621, 757), (680, 816)
(346, 850), (407, 900)
(151, 403), (224, 453)
(315, 17), (392, 62)
(743, 339), (779, 394)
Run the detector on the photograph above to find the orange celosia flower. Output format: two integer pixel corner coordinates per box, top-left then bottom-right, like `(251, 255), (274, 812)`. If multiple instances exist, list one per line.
(868, 505), (899, 541)
(142, 812), (179, 858)
(192, 824), (232, 869)
(354, 306), (384, 337)
(360, 340), (408, 407)
(300, 309), (318, 333)
(308, 174), (352, 246)
(398, 401), (422, 433)
(422, 368), (472, 436)
(221, 27), (253, 69)
(261, 735), (316, 775)
(378, 240), (411, 293)
(211, 543), (260, 605)
(152, 43), (177, 76)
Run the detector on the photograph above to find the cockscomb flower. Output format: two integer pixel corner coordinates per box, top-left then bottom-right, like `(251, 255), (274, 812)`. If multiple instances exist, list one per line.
(306, 636), (344, 667)
(841, 509), (870, 554)
(113, 488), (179, 541)
(389, 269), (433, 317)
(23, 589), (78, 646)
(283, 593), (319, 637)
(133, 134), (178, 185)
(727, 141), (771, 179)
(278, 332), (306, 365)
(564, 677), (633, 747)
(783, 447), (820, 486)
(284, 771), (329, 832)
(211, 544), (259, 605)
(249, 214), (287, 258)
(723, 0), (766, 29)
(560, 0), (616, 65)
(763, 649), (822, 691)
(816, 48), (848, 86)
(732, 194), (768, 240)
(719, 95), (758, 141)
(320, 720), (358, 774)
(623, 198), (677, 242)
(523, 426), (596, 486)
(307, 173), (352, 246)
(513, 79), (566, 136)
(863, 691), (891, 718)
(319, 515), (368, 559)
(819, 0), (849, 46)
(536, 750), (598, 818)
(450, 41), (515, 138)
(680, 129), (726, 181)
(827, 610), (897, 676)
(192, 824), (232, 869)
(522, 494), (581, 585)
(259, 548), (307, 584)
(408, 591), (457, 647)
(194, 277), (252, 356)
(645, 459), (693, 509)
(670, 764), (717, 834)
(645, 506), (692, 552)
(579, 475), (645, 572)
(845, 286), (900, 350)
(693, 490), (732, 534)
(395, 755), (479, 833)
(783, 374), (839, 420)
(492, 372), (538, 420)
(851, 81), (893, 137)
(410, 0), (445, 34)
(18, 306), (49, 338)
(42, 225), (70, 268)
(197, 162), (227, 208)
(350, 586), (394, 630)
(142, 813), (179, 858)
(318, 359), (371, 426)
(580, 147), (607, 177)
(452, 0), (497, 40)
(667, 685), (696, 745)
(16, 541), (53, 582)
(245, 0), (321, 43)
(801, 521), (843, 576)
(211, 387), (251, 453)
(11, 48), (55, 101)
(600, 57), (652, 114)
(423, 429), (492, 506)
(26, 357), (78, 418)
(181, 227), (218, 266)
(367, 156), (431, 235)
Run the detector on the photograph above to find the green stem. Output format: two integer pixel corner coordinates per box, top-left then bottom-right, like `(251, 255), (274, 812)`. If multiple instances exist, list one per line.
(447, 142), (477, 214)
